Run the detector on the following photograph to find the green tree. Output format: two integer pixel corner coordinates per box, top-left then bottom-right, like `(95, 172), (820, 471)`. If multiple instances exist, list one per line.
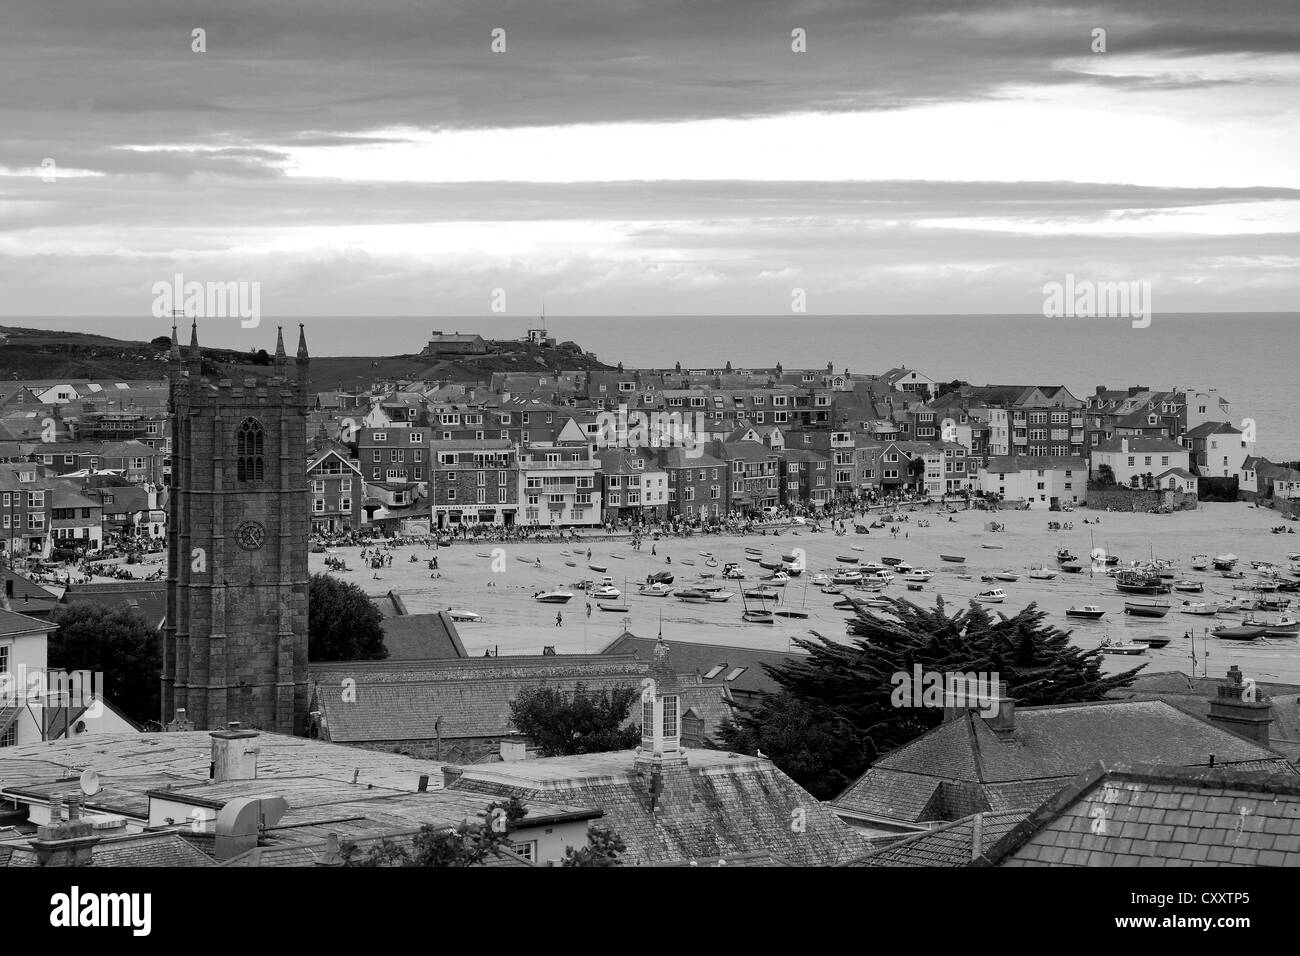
(48, 604), (161, 725)
(562, 825), (628, 866)
(308, 573), (387, 661)
(720, 597), (1144, 799)
(344, 798), (527, 867)
(1095, 464), (1116, 487)
(509, 683), (641, 756)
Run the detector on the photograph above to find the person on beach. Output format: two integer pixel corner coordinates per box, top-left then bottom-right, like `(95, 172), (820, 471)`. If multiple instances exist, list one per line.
(586, 602), (592, 617)
(652, 545), (657, 556)
(555, 611), (563, 627)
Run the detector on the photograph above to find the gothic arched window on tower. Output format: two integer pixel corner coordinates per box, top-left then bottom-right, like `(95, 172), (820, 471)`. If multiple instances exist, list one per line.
(236, 417), (265, 481)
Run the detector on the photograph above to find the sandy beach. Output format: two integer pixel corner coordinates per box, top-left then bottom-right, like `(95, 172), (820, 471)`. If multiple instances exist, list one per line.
(312, 501), (1300, 685)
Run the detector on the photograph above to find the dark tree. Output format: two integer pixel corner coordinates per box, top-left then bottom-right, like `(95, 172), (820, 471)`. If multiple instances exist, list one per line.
(934, 380), (970, 401)
(509, 683), (640, 756)
(1095, 463), (1116, 487)
(344, 798), (528, 867)
(719, 597), (1144, 799)
(47, 604), (161, 725)
(308, 573), (387, 661)
(562, 825), (628, 866)
(150, 335), (172, 348)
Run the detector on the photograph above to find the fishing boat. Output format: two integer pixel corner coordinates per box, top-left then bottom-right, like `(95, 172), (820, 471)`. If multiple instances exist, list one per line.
(940, 554), (966, 563)
(1173, 580), (1203, 593)
(1133, 635), (1172, 649)
(975, 588), (1007, 603)
(744, 586), (781, 600)
(1256, 595), (1292, 611)
(1100, 640), (1147, 656)
(589, 564), (607, 573)
(533, 590), (574, 604)
(591, 585), (621, 600)
(1059, 562), (1083, 573)
(1213, 623), (1266, 641)
(764, 571), (791, 583)
(881, 557), (904, 566)
(832, 570), (864, 585)
(1212, 554), (1239, 570)
(1115, 570), (1170, 595)
(675, 588), (710, 604)
(649, 570), (675, 585)
(597, 602), (630, 613)
(705, 590), (735, 603)
(638, 583), (673, 597)
(811, 572), (831, 586)
(1190, 554), (1210, 570)
(1123, 600), (1170, 618)
(1178, 601), (1217, 615)
(1056, 549), (1078, 563)
(835, 555), (860, 564)
(1262, 617), (1299, 638)
(447, 610), (481, 622)
(994, 570), (1020, 582)
(1066, 605), (1105, 620)
(1028, 566), (1058, 580)
(743, 609), (775, 624)
(905, 569), (934, 582)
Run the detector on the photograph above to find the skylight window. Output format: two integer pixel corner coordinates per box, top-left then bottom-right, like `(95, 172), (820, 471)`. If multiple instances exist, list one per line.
(724, 667), (747, 682)
(703, 665), (726, 680)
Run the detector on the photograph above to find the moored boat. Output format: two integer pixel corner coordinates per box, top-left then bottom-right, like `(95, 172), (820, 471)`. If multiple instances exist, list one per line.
(994, 570), (1020, 582)
(940, 554), (966, 563)
(1059, 562), (1083, 573)
(975, 588), (1007, 603)
(1173, 580), (1203, 593)
(744, 586), (781, 600)
(589, 564), (607, 573)
(1212, 554), (1238, 571)
(1115, 570), (1171, 594)
(1178, 601), (1217, 615)
(1056, 549), (1078, 562)
(1066, 605), (1105, 620)
(743, 609), (774, 624)
(1133, 635), (1171, 649)
(836, 555), (860, 564)
(904, 569), (934, 582)
(447, 610), (481, 622)
(534, 590), (574, 604)
(1190, 554), (1209, 570)
(1124, 600), (1171, 618)
(597, 602), (630, 612)
(1028, 566), (1058, 580)
(705, 590), (735, 603)
(638, 583), (673, 597)
(1213, 623), (1266, 641)
(1100, 640), (1147, 655)
(675, 588), (710, 604)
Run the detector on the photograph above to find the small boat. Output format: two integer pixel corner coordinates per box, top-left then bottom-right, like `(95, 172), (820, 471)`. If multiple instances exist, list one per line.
(881, 557), (904, 566)
(649, 571), (675, 584)
(698, 571), (717, 580)
(782, 553), (799, 563)
(904, 582), (923, 592)
(981, 574), (997, 583)
(995, 571), (1020, 582)
(850, 546), (866, 553)
(836, 555), (860, 564)
(764, 571), (791, 583)
(1100, 640), (1147, 655)
(1220, 570), (1245, 579)
(516, 556), (534, 564)
(957, 573), (973, 580)
(975, 588), (1007, 603)
(1028, 566), (1058, 580)
(1059, 562), (1083, 574)
(704, 559), (719, 568)
(1257, 595), (1292, 611)
(1212, 554), (1238, 570)
(534, 590), (574, 604)
(597, 602), (630, 613)
(565, 560), (577, 567)
(1179, 601), (1217, 616)
(865, 570), (895, 583)
(447, 610), (481, 622)
(1124, 600), (1170, 618)
(982, 544), (1004, 550)
(893, 562), (914, 575)
(1104, 555), (1120, 566)
(475, 551), (491, 558)
(1133, 635), (1172, 649)
(638, 583), (673, 597)
(743, 610), (775, 624)
(675, 588), (710, 604)
(1066, 605), (1105, 620)
(821, 586), (843, 595)
(1190, 554), (1210, 570)
(744, 554), (763, 563)
(1115, 570), (1170, 594)
(744, 547), (762, 556)
(679, 559), (695, 567)
(591, 586), (621, 600)
(940, 554), (966, 563)
(744, 586), (781, 600)
(905, 569), (934, 582)
(811, 572), (831, 586)
(1263, 618), (1299, 638)
(774, 608), (810, 619)
(1056, 549), (1078, 562)
(705, 590), (735, 603)
(698, 551), (713, 557)
(1213, 624), (1266, 641)
(758, 558), (783, 571)
(833, 570), (864, 585)
(611, 553), (626, 560)
(1173, 581), (1203, 593)
(589, 564), (608, 573)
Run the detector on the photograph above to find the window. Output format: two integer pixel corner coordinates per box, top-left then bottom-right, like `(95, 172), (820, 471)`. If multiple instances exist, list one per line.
(313, 498), (326, 513)
(411, 432), (423, 443)
(312, 479), (325, 493)
(662, 695), (678, 737)
(372, 450), (381, 463)
(340, 497), (352, 512)
(413, 449), (423, 463)
(447, 473), (456, 482)
(724, 667), (747, 682)
(509, 841), (536, 862)
(236, 418), (265, 481)
(373, 432), (387, 442)
(447, 488), (457, 501)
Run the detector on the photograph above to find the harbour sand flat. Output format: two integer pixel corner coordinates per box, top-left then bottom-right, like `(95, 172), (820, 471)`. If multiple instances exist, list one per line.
(311, 503), (1300, 682)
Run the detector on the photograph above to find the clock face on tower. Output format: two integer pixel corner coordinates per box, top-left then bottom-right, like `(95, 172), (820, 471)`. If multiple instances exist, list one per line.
(236, 520), (266, 551)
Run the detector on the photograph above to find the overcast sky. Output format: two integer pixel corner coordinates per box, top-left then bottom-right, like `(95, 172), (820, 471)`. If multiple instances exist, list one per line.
(1, 0), (1297, 329)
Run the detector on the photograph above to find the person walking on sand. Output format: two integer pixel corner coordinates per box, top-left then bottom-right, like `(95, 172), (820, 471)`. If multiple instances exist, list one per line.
(652, 545), (657, 556)
(555, 611), (563, 627)
(586, 602), (592, 618)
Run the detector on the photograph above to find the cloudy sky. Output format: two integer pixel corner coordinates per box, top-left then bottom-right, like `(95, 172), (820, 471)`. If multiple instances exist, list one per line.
(2, 0), (1297, 340)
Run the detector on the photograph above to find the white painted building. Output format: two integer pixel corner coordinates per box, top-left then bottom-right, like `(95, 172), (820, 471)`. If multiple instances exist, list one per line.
(1091, 437), (1192, 488)
(978, 455), (1088, 506)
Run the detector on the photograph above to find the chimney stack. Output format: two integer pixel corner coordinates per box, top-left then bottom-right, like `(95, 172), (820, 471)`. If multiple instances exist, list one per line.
(210, 723), (260, 782)
(1207, 666), (1272, 748)
(31, 797), (99, 867)
(983, 682), (1017, 734)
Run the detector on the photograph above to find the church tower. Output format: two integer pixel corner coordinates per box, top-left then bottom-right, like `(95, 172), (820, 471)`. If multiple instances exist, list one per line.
(162, 323), (311, 734)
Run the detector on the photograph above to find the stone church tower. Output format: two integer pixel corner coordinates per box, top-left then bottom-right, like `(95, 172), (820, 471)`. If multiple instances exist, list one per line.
(162, 323), (311, 734)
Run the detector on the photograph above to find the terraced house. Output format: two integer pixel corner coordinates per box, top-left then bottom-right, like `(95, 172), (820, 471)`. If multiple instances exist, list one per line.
(0, 464), (51, 558)
(357, 425), (432, 485)
(710, 440), (780, 515)
(655, 447), (728, 521)
(306, 448), (363, 533)
(517, 443), (602, 527)
(430, 439), (518, 529)
(595, 449), (669, 524)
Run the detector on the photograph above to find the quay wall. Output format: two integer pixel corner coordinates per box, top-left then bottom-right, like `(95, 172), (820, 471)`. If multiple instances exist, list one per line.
(1084, 487), (1198, 513)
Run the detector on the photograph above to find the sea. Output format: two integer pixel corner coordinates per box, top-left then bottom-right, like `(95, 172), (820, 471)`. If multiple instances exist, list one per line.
(12, 312), (1298, 461)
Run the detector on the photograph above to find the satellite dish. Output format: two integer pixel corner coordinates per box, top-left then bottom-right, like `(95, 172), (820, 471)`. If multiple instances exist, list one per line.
(79, 769), (101, 796)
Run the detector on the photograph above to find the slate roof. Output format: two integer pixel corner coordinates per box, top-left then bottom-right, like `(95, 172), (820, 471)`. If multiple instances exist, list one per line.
(831, 700), (1297, 825)
(308, 654), (738, 743)
(450, 749), (872, 866)
(0, 607), (53, 638)
(377, 611), (468, 661)
(61, 582), (166, 630)
(843, 809), (1031, 867)
(980, 763), (1300, 867)
(3, 831), (216, 867)
(599, 631), (799, 699)
(0, 569), (60, 616)
(1092, 437), (1187, 454)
